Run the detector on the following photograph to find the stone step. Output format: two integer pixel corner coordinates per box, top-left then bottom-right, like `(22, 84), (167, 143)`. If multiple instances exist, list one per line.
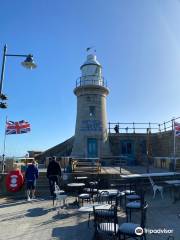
(76, 163), (100, 167)
(73, 167), (100, 172)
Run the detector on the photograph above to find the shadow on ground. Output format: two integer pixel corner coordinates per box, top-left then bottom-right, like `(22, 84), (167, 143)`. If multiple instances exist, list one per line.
(52, 221), (95, 240)
(26, 207), (50, 217)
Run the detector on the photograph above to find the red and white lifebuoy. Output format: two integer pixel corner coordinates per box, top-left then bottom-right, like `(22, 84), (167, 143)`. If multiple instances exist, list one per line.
(6, 169), (24, 192)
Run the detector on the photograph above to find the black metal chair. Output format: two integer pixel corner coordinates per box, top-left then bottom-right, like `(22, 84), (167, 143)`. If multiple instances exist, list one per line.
(123, 183), (136, 195)
(107, 190), (121, 206)
(78, 193), (94, 206)
(78, 179), (100, 206)
(126, 191), (145, 222)
(93, 205), (119, 240)
(78, 183), (95, 206)
(124, 183), (141, 208)
(83, 180), (99, 196)
(115, 190), (125, 209)
(98, 191), (110, 204)
(119, 201), (148, 240)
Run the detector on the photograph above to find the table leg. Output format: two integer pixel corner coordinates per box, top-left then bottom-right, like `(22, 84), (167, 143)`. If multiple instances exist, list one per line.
(88, 212), (91, 227)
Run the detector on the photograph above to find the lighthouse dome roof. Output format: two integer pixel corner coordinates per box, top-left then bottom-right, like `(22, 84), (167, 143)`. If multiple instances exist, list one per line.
(80, 54), (101, 69)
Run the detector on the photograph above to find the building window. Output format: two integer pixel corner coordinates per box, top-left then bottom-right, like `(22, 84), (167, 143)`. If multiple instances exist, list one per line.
(89, 106), (96, 117)
(121, 141), (133, 155)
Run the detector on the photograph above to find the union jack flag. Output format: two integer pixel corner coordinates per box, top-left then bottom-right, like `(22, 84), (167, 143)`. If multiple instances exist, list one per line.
(6, 120), (31, 135)
(174, 121), (180, 137)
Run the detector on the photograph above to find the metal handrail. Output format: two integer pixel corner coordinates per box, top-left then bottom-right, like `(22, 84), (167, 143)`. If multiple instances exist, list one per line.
(108, 117), (180, 134)
(75, 75), (107, 88)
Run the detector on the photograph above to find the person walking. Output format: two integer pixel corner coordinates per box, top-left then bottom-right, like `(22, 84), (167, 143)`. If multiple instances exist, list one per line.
(25, 159), (39, 201)
(46, 156), (62, 196)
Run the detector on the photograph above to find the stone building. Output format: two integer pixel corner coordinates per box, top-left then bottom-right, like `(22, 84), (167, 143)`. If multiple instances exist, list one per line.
(37, 54), (180, 168)
(71, 54), (111, 159)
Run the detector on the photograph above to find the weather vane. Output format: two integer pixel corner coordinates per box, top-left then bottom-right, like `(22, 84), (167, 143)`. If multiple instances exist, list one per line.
(86, 46), (96, 54)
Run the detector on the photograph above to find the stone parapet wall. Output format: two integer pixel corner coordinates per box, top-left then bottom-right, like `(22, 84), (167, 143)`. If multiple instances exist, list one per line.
(109, 130), (180, 165)
(109, 133), (147, 164)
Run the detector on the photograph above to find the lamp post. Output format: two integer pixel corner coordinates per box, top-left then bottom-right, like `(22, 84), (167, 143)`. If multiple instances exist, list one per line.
(0, 44), (37, 173)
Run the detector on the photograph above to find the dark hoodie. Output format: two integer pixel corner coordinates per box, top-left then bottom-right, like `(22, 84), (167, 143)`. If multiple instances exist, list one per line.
(46, 160), (61, 178)
(25, 164), (39, 181)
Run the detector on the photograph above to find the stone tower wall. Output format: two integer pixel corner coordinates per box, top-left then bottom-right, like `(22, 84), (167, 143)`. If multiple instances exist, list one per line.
(71, 85), (111, 158)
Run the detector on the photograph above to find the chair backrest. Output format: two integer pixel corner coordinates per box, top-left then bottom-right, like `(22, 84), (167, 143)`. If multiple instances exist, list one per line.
(141, 201), (148, 229)
(148, 176), (155, 187)
(137, 186), (145, 202)
(89, 179), (99, 189)
(125, 183), (137, 194)
(54, 182), (60, 194)
(93, 205), (118, 233)
(98, 191), (110, 204)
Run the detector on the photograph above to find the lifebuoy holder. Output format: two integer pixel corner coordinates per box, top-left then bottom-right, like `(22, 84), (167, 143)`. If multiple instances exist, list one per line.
(6, 169), (24, 192)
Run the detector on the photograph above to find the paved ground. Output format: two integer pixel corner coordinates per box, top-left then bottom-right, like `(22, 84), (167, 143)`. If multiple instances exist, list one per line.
(0, 196), (93, 240)
(0, 188), (180, 240)
(101, 165), (169, 175)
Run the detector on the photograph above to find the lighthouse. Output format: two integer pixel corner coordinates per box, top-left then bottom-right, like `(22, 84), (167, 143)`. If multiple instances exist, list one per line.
(71, 54), (111, 160)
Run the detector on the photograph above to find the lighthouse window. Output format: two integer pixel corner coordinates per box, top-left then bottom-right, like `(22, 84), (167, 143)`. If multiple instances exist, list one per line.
(89, 106), (96, 117)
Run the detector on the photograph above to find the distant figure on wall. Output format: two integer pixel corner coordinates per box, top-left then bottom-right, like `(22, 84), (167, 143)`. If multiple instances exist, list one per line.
(46, 156), (62, 196)
(114, 124), (119, 134)
(25, 160), (39, 201)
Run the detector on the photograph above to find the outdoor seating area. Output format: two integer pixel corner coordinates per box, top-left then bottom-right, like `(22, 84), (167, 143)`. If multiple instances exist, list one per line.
(0, 172), (180, 240)
(0, 165), (180, 240)
(52, 174), (180, 239)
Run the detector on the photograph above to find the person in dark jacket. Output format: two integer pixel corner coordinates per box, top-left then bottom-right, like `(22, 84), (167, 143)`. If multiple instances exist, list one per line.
(25, 160), (39, 201)
(46, 156), (61, 196)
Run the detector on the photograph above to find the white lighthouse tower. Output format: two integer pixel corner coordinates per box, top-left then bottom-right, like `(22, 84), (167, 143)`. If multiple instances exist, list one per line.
(71, 54), (111, 160)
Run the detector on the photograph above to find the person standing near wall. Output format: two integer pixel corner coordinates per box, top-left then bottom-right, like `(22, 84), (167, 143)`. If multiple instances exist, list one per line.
(25, 160), (39, 201)
(46, 156), (62, 196)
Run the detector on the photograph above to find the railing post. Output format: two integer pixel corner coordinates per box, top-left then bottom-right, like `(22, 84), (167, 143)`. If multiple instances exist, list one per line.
(164, 122), (166, 132)
(146, 128), (150, 173)
(172, 119), (174, 131)
(149, 122), (151, 132)
(125, 127), (128, 134)
(133, 122), (135, 133)
(158, 124), (161, 133)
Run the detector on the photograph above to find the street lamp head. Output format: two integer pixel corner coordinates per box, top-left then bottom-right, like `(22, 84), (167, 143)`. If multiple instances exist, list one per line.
(21, 55), (37, 69)
(0, 93), (8, 100)
(0, 102), (7, 109)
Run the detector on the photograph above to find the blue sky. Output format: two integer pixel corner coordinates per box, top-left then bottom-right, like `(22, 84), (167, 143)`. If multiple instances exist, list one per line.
(0, 0), (180, 156)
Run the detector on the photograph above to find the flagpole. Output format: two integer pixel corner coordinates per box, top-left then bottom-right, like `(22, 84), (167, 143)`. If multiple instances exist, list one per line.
(173, 119), (176, 172)
(2, 116), (7, 173)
